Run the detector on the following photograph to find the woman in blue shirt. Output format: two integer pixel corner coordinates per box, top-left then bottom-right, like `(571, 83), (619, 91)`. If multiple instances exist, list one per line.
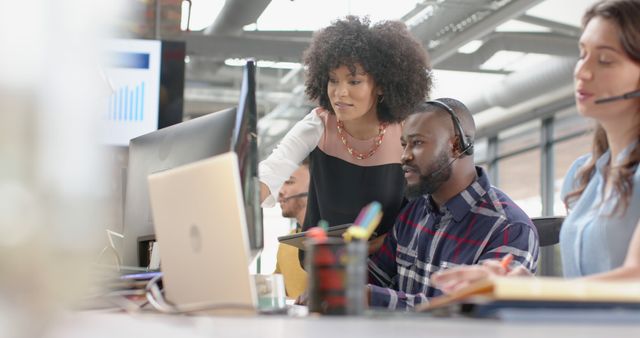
(432, 0), (640, 289)
(560, 0), (640, 277)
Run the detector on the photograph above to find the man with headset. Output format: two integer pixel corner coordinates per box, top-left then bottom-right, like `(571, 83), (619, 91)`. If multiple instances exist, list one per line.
(274, 160), (310, 299)
(367, 98), (539, 310)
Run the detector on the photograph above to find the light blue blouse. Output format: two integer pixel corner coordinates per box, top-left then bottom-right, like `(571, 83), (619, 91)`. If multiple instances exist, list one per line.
(559, 142), (640, 277)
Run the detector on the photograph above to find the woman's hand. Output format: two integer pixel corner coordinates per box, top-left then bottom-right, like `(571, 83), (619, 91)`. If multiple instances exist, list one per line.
(260, 182), (271, 204)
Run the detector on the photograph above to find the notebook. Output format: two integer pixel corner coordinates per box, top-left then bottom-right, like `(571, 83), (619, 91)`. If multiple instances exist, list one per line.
(147, 152), (257, 314)
(418, 276), (640, 317)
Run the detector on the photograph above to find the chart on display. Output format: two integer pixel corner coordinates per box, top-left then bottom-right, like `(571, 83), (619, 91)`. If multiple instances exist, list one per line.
(101, 39), (161, 146)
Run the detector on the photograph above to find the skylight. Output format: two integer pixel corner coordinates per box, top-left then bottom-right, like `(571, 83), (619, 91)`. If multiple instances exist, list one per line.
(247, 0), (421, 31)
(479, 51), (553, 72)
(181, 0), (226, 31)
(525, 0), (593, 26)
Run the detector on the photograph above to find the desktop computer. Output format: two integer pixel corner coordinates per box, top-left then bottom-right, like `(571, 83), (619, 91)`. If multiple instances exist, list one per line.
(120, 59), (262, 269)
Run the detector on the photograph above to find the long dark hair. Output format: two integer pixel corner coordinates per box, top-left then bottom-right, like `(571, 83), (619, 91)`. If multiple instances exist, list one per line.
(564, 0), (640, 215)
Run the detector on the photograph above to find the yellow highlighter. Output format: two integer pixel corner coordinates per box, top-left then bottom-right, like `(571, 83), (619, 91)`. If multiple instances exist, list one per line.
(343, 201), (383, 242)
(343, 226), (368, 242)
(363, 211), (383, 240)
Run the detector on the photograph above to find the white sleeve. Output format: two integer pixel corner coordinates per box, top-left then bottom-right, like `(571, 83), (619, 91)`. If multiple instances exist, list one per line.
(259, 109), (324, 207)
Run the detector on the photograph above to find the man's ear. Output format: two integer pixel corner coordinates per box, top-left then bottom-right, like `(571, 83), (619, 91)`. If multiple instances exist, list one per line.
(450, 136), (462, 157)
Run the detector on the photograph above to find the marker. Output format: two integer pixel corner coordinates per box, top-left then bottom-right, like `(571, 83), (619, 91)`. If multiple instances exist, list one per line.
(317, 219), (329, 233)
(307, 220), (327, 243)
(353, 203), (370, 227)
(357, 202), (382, 229)
(344, 201), (383, 241)
(343, 226), (367, 242)
(500, 253), (514, 270)
(363, 211), (382, 240)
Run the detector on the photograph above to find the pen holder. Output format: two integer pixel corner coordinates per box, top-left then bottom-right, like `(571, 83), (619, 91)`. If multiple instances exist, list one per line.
(305, 237), (367, 315)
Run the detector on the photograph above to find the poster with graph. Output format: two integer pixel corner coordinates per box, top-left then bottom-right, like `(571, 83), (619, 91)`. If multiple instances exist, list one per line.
(101, 39), (161, 146)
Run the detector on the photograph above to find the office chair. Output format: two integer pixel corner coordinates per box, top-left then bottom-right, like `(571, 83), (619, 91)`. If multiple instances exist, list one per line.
(531, 216), (565, 247)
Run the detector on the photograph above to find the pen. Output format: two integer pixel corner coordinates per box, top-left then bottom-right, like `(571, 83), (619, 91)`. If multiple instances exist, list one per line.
(500, 253), (514, 270)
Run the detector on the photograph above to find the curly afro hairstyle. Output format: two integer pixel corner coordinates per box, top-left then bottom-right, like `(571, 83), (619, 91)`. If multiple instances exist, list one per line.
(303, 15), (432, 123)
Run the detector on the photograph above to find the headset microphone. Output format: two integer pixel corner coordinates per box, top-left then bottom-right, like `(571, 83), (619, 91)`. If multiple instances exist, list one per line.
(425, 100), (474, 156)
(281, 192), (308, 202)
(418, 151), (464, 181)
(594, 89), (640, 104)
(405, 100), (475, 182)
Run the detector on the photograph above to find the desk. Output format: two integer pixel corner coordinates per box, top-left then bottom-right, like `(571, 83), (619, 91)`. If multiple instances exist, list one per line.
(45, 311), (640, 338)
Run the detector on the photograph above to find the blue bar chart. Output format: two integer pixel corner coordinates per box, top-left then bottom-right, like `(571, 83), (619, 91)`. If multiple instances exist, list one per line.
(100, 39), (161, 146)
(107, 82), (146, 122)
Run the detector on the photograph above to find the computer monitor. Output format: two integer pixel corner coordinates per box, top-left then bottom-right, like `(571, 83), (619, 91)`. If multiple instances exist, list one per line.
(233, 59), (263, 257)
(122, 106), (236, 267)
(121, 59), (263, 268)
(100, 39), (186, 146)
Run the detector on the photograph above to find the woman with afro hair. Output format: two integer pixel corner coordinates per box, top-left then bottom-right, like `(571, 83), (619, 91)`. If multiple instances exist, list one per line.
(260, 16), (432, 253)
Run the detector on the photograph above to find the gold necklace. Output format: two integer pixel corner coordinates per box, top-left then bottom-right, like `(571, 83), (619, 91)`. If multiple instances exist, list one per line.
(336, 119), (388, 160)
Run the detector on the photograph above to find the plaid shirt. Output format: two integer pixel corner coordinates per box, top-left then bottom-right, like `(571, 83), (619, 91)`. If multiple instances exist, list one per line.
(368, 167), (539, 310)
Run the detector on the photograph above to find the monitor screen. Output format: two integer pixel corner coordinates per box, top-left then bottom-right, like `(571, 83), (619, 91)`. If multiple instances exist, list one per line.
(100, 39), (185, 146)
(100, 39), (161, 146)
(233, 59), (263, 256)
(121, 59), (263, 268)
(122, 107), (237, 267)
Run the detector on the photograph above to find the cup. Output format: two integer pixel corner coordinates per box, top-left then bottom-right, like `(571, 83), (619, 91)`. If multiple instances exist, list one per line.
(305, 238), (367, 315)
(253, 274), (286, 313)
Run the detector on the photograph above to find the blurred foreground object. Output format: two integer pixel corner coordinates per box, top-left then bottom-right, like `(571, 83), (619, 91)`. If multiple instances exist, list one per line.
(0, 0), (125, 336)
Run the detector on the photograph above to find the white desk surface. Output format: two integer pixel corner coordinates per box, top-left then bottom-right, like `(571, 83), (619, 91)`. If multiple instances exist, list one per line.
(45, 311), (640, 338)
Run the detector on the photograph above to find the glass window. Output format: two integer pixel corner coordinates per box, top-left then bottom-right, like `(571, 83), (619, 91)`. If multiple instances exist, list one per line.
(552, 131), (594, 216)
(497, 148), (542, 217)
(553, 108), (593, 140)
(498, 119), (541, 157)
(472, 137), (489, 164)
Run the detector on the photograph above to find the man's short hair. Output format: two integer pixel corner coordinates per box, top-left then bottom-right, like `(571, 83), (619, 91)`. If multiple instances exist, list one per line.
(411, 98), (476, 156)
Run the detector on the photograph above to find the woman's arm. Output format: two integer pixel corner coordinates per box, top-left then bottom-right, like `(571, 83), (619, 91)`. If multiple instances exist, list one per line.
(259, 110), (323, 206)
(585, 219), (640, 281)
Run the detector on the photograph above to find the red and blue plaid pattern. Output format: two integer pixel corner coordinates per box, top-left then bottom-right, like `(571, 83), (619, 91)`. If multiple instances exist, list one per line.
(368, 167), (539, 310)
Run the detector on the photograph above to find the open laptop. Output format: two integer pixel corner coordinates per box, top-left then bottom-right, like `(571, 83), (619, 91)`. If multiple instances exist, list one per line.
(147, 152), (257, 314)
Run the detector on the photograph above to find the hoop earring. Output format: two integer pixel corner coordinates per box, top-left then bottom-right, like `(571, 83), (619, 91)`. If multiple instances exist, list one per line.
(378, 95), (384, 103)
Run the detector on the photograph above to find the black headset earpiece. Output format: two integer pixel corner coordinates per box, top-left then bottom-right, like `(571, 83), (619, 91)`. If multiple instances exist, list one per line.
(425, 100), (474, 156)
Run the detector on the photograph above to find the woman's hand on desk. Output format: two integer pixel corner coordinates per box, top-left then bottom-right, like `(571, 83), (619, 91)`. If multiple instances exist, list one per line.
(432, 256), (532, 294)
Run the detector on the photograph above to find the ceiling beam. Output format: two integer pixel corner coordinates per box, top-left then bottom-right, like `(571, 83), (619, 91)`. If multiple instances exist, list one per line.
(204, 0), (272, 35)
(423, 0), (545, 66)
(184, 33), (308, 62)
(436, 32), (578, 71)
(517, 14), (582, 37)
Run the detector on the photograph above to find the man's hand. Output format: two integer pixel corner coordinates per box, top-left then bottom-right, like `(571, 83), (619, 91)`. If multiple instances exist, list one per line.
(431, 256), (532, 294)
(365, 284), (371, 307)
(295, 288), (308, 305)
(368, 234), (386, 254)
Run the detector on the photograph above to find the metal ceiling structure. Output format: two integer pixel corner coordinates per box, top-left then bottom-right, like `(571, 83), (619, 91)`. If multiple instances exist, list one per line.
(167, 0), (586, 159)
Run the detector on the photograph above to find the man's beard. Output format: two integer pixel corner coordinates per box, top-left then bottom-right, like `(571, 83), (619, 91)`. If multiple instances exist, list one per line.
(405, 149), (452, 200)
(281, 199), (306, 219)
